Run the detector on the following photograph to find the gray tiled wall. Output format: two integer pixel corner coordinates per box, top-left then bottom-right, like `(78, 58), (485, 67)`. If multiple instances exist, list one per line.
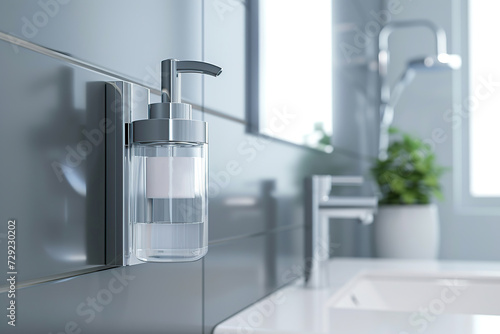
(0, 1), (380, 333)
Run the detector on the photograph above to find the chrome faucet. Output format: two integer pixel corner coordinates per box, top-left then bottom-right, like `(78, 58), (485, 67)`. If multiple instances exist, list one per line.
(304, 175), (378, 289)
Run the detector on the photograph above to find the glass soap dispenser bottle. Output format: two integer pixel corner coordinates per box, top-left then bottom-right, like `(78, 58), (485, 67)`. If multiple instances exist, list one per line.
(130, 59), (222, 262)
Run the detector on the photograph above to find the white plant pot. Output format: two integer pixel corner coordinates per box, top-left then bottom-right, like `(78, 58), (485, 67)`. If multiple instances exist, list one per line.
(374, 204), (440, 259)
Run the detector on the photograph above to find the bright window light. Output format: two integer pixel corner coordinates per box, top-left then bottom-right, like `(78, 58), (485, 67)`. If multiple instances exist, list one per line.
(469, 0), (500, 197)
(473, 315), (500, 333)
(260, 0), (332, 147)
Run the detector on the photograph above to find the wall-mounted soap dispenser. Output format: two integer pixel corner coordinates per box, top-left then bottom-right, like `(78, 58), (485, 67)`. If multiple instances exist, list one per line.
(131, 59), (222, 262)
(105, 59), (222, 265)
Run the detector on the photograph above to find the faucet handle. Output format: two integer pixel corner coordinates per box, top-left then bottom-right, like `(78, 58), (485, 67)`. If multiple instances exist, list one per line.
(314, 175), (367, 201)
(330, 176), (364, 185)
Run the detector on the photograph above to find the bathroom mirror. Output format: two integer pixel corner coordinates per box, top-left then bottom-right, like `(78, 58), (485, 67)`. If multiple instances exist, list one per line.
(248, 0), (334, 152)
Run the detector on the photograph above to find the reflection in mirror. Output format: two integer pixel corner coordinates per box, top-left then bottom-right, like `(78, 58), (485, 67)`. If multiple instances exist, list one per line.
(249, 0), (333, 152)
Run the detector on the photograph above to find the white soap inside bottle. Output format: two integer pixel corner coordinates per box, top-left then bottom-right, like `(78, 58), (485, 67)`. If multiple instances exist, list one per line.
(131, 142), (208, 262)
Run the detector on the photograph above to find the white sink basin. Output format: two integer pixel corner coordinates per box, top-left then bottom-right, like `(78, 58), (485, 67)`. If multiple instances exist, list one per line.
(327, 271), (500, 333)
(215, 260), (500, 334)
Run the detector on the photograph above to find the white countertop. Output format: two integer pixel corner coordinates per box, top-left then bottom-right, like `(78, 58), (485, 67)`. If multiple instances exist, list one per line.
(214, 258), (500, 334)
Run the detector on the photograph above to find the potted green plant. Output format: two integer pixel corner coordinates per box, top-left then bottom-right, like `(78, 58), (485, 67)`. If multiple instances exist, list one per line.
(371, 128), (447, 259)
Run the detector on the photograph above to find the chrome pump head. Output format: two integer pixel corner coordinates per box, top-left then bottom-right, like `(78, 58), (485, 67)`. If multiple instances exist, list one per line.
(149, 59), (223, 120)
(161, 59), (222, 104)
(132, 59), (222, 145)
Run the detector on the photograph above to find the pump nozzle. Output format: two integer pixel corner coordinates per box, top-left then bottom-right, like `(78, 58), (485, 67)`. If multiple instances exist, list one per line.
(133, 58), (222, 144)
(161, 59), (223, 103)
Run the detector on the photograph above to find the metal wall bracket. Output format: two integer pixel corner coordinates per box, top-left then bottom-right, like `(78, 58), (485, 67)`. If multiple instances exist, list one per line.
(105, 81), (150, 266)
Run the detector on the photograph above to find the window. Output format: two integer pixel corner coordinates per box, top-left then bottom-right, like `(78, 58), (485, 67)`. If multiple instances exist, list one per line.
(256, 0), (333, 150)
(468, 0), (500, 197)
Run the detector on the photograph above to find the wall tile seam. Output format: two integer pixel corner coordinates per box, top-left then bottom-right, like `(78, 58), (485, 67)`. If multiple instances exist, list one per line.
(208, 223), (304, 246)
